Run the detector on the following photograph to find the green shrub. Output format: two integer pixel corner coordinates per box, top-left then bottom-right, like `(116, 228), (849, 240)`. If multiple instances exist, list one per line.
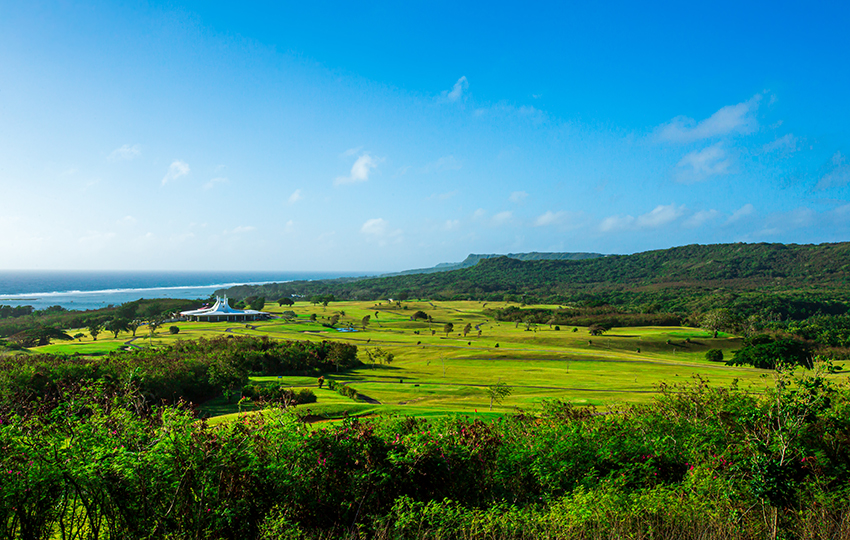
(705, 349), (724, 362)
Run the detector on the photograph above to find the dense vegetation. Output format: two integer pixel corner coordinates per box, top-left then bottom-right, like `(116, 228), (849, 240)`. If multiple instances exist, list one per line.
(221, 243), (850, 313)
(2, 369), (849, 539)
(0, 336), (358, 413)
(0, 298), (200, 343)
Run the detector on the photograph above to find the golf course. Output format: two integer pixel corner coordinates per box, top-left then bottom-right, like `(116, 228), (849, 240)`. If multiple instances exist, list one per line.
(31, 299), (773, 421)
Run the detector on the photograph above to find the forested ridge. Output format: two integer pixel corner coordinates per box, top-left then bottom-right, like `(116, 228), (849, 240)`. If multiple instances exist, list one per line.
(222, 242), (850, 315)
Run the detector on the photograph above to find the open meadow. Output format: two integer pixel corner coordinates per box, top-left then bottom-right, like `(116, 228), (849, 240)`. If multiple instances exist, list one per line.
(32, 299), (776, 420)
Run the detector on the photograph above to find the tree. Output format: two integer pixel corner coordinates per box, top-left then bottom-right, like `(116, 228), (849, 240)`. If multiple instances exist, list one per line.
(277, 297), (294, 307)
(486, 381), (512, 411)
(88, 321), (104, 341)
(329, 314), (340, 327)
(361, 315), (370, 329)
(169, 325), (180, 335)
(105, 317), (129, 339)
(463, 323), (472, 337)
(309, 313), (317, 322)
(127, 319), (141, 337)
(702, 308), (736, 335)
(443, 322), (454, 337)
(249, 296), (266, 311)
(728, 337), (813, 370)
(706, 349), (724, 362)
(588, 323), (611, 336)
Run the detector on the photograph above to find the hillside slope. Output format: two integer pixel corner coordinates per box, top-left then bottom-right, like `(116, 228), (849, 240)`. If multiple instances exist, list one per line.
(220, 242), (850, 317)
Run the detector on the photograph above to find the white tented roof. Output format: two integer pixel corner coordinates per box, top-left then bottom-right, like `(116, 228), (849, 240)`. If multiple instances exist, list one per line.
(180, 295), (264, 317)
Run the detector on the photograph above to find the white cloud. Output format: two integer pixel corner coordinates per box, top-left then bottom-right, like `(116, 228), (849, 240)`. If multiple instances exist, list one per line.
(288, 189), (303, 204)
(815, 151), (850, 190)
(341, 147), (363, 158)
(534, 211), (585, 230)
(108, 144), (141, 161)
(473, 208), (487, 219)
(361, 218), (388, 236)
(675, 144), (732, 183)
(443, 219), (461, 231)
(360, 218), (402, 245)
(231, 226), (256, 234)
(509, 191), (528, 203)
(204, 177), (228, 190)
(335, 153), (381, 185)
(600, 204), (686, 233)
(762, 133), (799, 154)
(492, 211), (513, 225)
(473, 103), (546, 123)
(162, 160), (190, 185)
(535, 211), (562, 227)
(599, 215), (635, 233)
(283, 220), (295, 233)
(423, 155), (462, 173)
(683, 209), (719, 228)
(726, 203), (755, 224)
(440, 76), (468, 103)
(429, 190), (458, 201)
(118, 215), (137, 225)
(635, 204), (686, 228)
(657, 94), (762, 143)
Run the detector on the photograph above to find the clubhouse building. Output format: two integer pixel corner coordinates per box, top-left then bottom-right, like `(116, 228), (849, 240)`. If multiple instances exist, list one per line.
(179, 295), (268, 322)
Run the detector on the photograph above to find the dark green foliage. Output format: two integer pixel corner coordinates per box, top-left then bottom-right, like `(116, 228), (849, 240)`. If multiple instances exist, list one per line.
(2, 370), (849, 539)
(0, 298), (198, 339)
(728, 337), (813, 369)
(705, 348), (724, 362)
(0, 336), (359, 412)
(169, 325), (180, 335)
(241, 384), (316, 405)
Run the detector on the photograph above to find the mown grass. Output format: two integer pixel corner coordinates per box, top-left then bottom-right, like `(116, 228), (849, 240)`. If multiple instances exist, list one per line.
(34, 300), (775, 419)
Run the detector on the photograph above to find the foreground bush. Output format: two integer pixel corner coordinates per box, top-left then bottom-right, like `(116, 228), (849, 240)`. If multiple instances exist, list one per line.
(1, 368), (849, 539)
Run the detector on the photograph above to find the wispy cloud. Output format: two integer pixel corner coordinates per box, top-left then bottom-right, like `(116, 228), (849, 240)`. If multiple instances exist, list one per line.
(162, 160), (190, 185)
(675, 144), (732, 183)
(335, 153), (381, 185)
(288, 189), (303, 204)
(360, 218), (402, 245)
(422, 155), (462, 173)
(683, 209), (719, 228)
(657, 94), (761, 143)
(635, 204), (686, 228)
(534, 211), (586, 230)
(204, 177), (228, 190)
(340, 147), (363, 157)
(108, 144), (141, 161)
(474, 103), (546, 123)
(815, 151), (850, 190)
(492, 211), (513, 225)
(440, 76), (468, 103)
(762, 133), (799, 154)
(726, 203), (755, 224)
(599, 215), (635, 233)
(600, 204), (686, 232)
(443, 219), (461, 231)
(230, 225), (256, 234)
(509, 191), (528, 203)
(429, 190), (458, 201)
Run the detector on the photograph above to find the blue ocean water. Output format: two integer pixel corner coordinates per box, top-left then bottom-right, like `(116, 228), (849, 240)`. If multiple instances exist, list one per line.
(0, 270), (350, 311)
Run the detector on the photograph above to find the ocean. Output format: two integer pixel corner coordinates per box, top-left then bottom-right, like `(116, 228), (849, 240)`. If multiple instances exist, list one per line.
(0, 270), (351, 312)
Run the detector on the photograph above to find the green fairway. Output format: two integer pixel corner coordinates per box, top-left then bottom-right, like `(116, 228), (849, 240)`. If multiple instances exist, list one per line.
(31, 299), (780, 419)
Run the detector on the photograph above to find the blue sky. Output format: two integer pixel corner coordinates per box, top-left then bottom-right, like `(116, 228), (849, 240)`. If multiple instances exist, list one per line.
(1, 1), (848, 272)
